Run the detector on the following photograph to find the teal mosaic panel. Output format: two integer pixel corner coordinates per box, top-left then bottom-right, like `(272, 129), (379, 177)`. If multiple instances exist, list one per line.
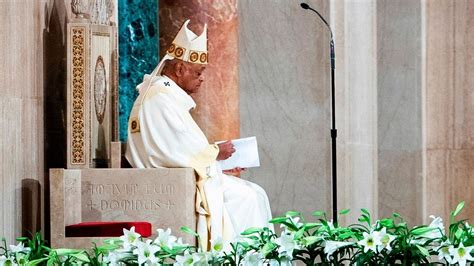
(118, 0), (158, 141)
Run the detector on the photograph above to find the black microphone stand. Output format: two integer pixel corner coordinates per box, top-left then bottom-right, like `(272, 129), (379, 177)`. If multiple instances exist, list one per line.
(300, 3), (338, 225)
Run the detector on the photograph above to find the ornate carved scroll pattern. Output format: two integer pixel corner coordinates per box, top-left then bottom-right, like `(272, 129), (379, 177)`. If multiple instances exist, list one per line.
(71, 27), (86, 164)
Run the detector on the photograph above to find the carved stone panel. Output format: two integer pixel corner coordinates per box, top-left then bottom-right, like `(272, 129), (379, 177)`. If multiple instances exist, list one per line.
(80, 168), (197, 242)
(94, 56), (107, 124)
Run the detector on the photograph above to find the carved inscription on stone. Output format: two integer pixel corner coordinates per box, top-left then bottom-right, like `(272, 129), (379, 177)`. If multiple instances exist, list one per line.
(82, 183), (177, 213)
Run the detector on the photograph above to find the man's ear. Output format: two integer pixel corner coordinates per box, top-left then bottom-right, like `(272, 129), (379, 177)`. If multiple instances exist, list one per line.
(175, 61), (185, 77)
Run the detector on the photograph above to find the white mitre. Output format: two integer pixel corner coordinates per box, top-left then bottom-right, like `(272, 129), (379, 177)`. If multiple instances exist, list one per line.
(137, 19), (208, 94)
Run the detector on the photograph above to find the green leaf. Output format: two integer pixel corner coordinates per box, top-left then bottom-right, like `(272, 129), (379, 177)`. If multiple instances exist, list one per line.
(25, 258), (49, 266)
(455, 228), (463, 240)
(303, 223), (321, 230)
(54, 248), (84, 256)
(294, 227), (306, 239)
(70, 253), (90, 262)
(47, 258), (55, 266)
(302, 236), (321, 246)
(416, 245), (430, 257)
(285, 211), (301, 217)
(411, 227), (435, 236)
(392, 212), (401, 218)
(361, 208), (370, 216)
(339, 209), (350, 215)
(338, 232), (355, 240)
(240, 227), (262, 235)
(260, 242), (277, 256)
(313, 211), (325, 217)
(180, 226), (199, 237)
(453, 201), (465, 217)
(269, 217), (289, 224)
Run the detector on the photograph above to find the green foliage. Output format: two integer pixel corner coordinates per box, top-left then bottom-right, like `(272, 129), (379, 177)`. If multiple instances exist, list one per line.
(0, 202), (473, 265)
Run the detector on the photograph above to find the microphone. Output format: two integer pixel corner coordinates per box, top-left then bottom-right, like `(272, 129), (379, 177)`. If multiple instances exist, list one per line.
(300, 2), (338, 225)
(300, 2), (332, 40)
(300, 3), (310, 9)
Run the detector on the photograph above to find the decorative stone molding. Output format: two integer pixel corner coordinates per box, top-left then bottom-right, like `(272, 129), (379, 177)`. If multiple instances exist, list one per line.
(71, 0), (90, 19)
(106, 0), (115, 25)
(93, 56), (107, 124)
(90, 0), (110, 25)
(71, 27), (86, 165)
(67, 13), (119, 168)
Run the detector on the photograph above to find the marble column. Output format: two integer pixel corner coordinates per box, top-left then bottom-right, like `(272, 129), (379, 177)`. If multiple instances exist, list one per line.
(424, 0), (474, 222)
(331, 0), (378, 223)
(159, 0), (239, 142)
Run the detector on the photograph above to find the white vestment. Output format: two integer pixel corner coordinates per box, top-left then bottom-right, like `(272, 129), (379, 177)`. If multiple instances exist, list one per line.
(126, 75), (273, 248)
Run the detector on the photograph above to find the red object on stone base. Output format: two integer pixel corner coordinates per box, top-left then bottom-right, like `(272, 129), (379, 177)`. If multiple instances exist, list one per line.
(65, 221), (152, 237)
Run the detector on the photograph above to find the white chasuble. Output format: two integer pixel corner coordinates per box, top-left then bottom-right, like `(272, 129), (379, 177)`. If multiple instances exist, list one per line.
(126, 75), (273, 249)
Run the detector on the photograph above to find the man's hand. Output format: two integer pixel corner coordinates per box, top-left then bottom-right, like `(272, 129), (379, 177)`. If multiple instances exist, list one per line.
(217, 140), (235, 161)
(223, 167), (246, 177)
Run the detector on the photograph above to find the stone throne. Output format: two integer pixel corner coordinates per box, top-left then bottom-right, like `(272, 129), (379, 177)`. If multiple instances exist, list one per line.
(50, 0), (196, 249)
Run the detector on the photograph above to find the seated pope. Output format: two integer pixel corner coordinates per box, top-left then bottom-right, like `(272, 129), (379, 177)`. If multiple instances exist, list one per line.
(125, 20), (273, 249)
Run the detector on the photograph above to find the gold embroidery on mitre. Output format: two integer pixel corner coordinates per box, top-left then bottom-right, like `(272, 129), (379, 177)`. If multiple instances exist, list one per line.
(167, 43), (176, 53)
(189, 50), (208, 64)
(166, 43), (186, 60)
(130, 117), (140, 133)
(189, 51), (199, 62)
(199, 52), (208, 63)
(175, 47), (185, 59)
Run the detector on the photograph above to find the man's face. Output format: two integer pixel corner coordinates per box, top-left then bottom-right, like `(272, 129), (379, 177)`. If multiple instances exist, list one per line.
(180, 62), (206, 94)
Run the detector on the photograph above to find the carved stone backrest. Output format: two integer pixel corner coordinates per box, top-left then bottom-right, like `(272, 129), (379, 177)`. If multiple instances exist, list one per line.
(67, 0), (118, 168)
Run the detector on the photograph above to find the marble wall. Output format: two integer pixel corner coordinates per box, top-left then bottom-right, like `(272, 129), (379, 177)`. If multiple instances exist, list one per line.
(376, 0), (423, 223)
(425, 0), (474, 222)
(239, 0), (473, 224)
(239, 0), (332, 219)
(0, 0), (47, 243)
(118, 0), (158, 142)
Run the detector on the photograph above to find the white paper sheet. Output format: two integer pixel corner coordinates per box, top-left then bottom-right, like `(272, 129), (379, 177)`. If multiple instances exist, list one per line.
(216, 136), (260, 170)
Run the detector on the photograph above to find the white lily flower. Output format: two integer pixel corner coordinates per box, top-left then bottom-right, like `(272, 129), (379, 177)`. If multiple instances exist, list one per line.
(9, 242), (30, 254)
(103, 250), (128, 266)
(324, 241), (353, 260)
(269, 256), (292, 266)
(0, 255), (17, 266)
(132, 239), (160, 265)
(191, 251), (209, 266)
(241, 251), (263, 266)
(268, 259), (279, 266)
(233, 235), (255, 246)
(449, 243), (474, 266)
(174, 250), (194, 266)
(377, 227), (396, 252)
(421, 215), (445, 239)
(357, 231), (382, 253)
(436, 241), (453, 264)
(154, 228), (177, 249)
(274, 232), (300, 260)
(280, 256), (293, 266)
(327, 220), (336, 231)
(210, 236), (228, 255)
(119, 226), (141, 250)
